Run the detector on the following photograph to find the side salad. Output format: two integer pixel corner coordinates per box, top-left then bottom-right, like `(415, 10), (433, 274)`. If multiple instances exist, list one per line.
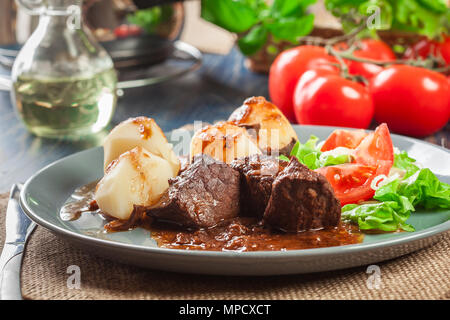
(282, 123), (450, 232)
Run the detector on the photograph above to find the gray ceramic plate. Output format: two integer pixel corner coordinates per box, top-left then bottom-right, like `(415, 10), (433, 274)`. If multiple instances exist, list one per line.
(20, 125), (450, 275)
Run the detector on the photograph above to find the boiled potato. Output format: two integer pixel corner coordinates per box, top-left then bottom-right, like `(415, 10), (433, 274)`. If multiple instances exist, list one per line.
(190, 122), (261, 163)
(95, 146), (174, 220)
(228, 96), (298, 155)
(103, 117), (180, 176)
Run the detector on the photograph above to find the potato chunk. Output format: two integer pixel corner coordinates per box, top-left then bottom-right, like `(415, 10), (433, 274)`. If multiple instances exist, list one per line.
(190, 122), (261, 164)
(103, 117), (180, 176)
(95, 146), (174, 220)
(228, 96), (298, 155)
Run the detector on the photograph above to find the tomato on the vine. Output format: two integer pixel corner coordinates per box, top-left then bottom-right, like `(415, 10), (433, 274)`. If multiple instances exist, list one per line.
(334, 39), (396, 80)
(404, 35), (450, 65)
(369, 65), (450, 137)
(293, 69), (374, 129)
(448, 76), (450, 111)
(128, 25), (142, 36)
(114, 24), (142, 38)
(269, 46), (337, 121)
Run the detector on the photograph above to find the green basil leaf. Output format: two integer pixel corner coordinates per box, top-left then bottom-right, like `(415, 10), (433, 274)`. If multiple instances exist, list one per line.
(360, 0), (393, 30)
(271, 0), (317, 18)
(325, 0), (367, 14)
(265, 14), (315, 43)
(417, 0), (448, 13)
(325, 0), (450, 38)
(127, 6), (173, 33)
(393, 0), (445, 38)
(201, 0), (259, 33)
(237, 24), (268, 56)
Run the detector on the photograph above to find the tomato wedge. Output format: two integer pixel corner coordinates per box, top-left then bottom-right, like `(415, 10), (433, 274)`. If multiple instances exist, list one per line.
(315, 164), (378, 206)
(320, 129), (368, 152)
(316, 123), (394, 205)
(354, 123), (394, 167)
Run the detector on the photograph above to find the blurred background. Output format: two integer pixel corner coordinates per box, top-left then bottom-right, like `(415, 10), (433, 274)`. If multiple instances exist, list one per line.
(0, 0), (343, 70)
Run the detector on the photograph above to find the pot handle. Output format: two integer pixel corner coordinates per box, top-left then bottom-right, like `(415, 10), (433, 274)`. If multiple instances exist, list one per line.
(0, 75), (12, 91)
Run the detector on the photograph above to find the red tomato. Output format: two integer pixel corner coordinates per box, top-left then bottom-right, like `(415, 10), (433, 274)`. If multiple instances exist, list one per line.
(335, 39), (396, 80)
(354, 123), (394, 167)
(269, 46), (338, 121)
(448, 76), (450, 111)
(404, 35), (450, 65)
(315, 164), (378, 206)
(114, 24), (141, 38)
(128, 24), (142, 36)
(316, 123), (394, 205)
(320, 129), (368, 152)
(369, 65), (450, 137)
(114, 24), (130, 38)
(293, 70), (374, 128)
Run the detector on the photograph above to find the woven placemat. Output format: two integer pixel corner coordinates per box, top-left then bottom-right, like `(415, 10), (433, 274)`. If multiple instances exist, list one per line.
(0, 193), (448, 300)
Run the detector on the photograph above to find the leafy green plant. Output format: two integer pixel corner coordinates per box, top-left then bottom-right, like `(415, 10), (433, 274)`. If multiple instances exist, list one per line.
(324, 0), (450, 39)
(127, 5), (174, 34)
(201, 0), (317, 56)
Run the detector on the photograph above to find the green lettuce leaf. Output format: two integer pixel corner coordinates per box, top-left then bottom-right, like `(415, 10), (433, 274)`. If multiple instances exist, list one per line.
(320, 154), (352, 167)
(342, 201), (415, 232)
(393, 151), (420, 178)
(286, 135), (322, 169)
(374, 168), (450, 210)
(395, 169), (450, 209)
(283, 135), (351, 169)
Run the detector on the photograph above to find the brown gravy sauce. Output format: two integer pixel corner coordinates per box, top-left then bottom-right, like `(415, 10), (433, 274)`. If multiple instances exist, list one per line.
(150, 219), (363, 252)
(61, 182), (364, 252)
(60, 181), (100, 221)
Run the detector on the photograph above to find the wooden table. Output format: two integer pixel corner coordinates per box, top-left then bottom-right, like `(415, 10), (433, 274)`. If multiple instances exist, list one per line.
(0, 48), (448, 193)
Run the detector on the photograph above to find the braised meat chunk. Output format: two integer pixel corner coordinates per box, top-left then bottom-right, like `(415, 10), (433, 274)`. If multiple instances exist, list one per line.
(231, 154), (287, 218)
(264, 157), (341, 232)
(147, 155), (240, 229)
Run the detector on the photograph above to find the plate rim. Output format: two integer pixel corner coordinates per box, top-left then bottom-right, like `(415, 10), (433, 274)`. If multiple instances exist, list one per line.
(19, 124), (450, 259)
